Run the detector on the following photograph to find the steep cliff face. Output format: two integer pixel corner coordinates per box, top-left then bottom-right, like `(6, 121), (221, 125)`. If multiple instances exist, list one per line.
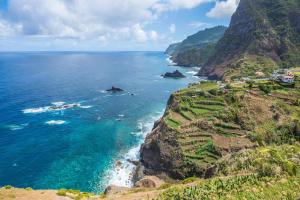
(199, 0), (300, 80)
(165, 26), (227, 67)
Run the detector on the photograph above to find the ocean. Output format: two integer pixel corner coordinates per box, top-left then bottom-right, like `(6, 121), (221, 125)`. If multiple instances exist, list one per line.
(0, 52), (202, 193)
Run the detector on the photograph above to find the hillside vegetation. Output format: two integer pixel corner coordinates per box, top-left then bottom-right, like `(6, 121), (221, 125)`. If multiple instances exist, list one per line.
(199, 0), (300, 80)
(165, 26), (227, 67)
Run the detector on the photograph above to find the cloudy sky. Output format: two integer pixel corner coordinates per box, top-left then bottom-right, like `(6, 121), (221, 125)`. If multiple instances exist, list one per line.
(0, 0), (239, 51)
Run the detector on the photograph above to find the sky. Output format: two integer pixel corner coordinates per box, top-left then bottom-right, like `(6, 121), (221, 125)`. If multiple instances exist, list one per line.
(0, 0), (240, 51)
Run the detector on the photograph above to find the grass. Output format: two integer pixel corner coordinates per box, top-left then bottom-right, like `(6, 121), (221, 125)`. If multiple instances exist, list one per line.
(215, 144), (300, 177)
(56, 189), (94, 199)
(165, 118), (180, 129)
(223, 54), (279, 80)
(165, 139), (300, 198)
(156, 174), (300, 200)
(56, 189), (67, 196)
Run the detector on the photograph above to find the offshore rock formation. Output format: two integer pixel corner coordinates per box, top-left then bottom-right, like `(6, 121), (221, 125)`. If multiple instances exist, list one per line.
(163, 70), (186, 78)
(106, 86), (124, 92)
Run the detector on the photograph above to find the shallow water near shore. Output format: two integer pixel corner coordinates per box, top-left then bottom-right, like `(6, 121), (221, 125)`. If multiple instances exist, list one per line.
(0, 52), (202, 192)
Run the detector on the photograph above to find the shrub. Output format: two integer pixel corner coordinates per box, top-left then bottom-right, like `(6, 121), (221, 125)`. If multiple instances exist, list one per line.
(258, 84), (271, 94)
(57, 189), (67, 196)
(208, 89), (218, 96)
(225, 84), (232, 89)
(158, 183), (172, 190)
(3, 185), (12, 189)
(181, 177), (197, 184)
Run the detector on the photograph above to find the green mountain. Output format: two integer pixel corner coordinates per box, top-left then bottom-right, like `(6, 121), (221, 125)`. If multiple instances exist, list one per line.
(199, 0), (300, 80)
(166, 26), (227, 67)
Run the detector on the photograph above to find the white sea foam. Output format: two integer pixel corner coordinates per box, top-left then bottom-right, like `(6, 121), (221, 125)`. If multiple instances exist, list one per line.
(186, 71), (198, 75)
(166, 56), (177, 66)
(8, 123), (29, 131)
(51, 102), (66, 106)
(45, 120), (66, 125)
(101, 110), (163, 190)
(23, 107), (50, 114)
(23, 102), (92, 114)
(79, 105), (92, 109)
(99, 90), (108, 94)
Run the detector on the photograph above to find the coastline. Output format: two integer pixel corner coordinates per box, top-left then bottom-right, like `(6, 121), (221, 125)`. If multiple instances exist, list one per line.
(102, 110), (164, 190)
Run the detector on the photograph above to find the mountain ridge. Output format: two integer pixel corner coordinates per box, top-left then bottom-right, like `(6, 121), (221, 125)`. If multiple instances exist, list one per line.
(165, 26), (227, 67)
(199, 0), (300, 80)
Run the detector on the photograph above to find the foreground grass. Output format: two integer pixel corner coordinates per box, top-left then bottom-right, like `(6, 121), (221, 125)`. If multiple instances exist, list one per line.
(156, 174), (300, 200)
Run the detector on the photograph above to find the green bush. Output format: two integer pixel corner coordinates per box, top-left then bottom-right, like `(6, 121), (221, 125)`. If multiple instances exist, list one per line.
(57, 189), (67, 196)
(181, 177), (197, 184)
(208, 89), (218, 96)
(258, 84), (271, 94)
(3, 185), (13, 189)
(225, 84), (232, 89)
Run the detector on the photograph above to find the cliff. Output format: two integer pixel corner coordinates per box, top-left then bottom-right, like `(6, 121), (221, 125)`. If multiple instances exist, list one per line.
(166, 26), (227, 67)
(199, 0), (300, 80)
(141, 79), (300, 179)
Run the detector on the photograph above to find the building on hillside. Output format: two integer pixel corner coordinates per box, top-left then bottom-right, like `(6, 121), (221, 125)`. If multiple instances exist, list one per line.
(278, 71), (294, 83)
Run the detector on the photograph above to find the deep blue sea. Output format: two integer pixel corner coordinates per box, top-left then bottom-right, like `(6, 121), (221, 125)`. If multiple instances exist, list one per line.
(0, 52), (202, 193)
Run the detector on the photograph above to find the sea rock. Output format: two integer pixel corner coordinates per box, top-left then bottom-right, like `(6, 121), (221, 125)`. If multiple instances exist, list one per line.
(132, 162), (145, 184)
(104, 185), (130, 196)
(106, 86), (124, 92)
(163, 70), (185, 78)
(126, 159), (140, 166)
(115, 160), (122, 168)
(135, 176), (165, 188)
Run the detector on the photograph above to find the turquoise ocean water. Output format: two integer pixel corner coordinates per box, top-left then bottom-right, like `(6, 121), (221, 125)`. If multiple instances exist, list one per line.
(0, 52), (202, 192)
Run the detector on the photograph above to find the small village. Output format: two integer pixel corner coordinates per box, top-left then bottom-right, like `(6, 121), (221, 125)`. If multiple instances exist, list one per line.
(218, 67), (300, 90)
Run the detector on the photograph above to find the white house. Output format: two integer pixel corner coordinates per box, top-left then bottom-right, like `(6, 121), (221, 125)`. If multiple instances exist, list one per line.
(279, 71), (294, 83)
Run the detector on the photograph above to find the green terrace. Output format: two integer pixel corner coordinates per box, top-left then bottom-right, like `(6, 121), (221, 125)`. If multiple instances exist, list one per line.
(157, 144), (300, 200)
(162, 80), (300, 172)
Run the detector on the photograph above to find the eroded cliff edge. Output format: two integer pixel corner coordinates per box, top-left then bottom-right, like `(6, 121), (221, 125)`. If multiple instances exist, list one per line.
(140, 80), (300, 180)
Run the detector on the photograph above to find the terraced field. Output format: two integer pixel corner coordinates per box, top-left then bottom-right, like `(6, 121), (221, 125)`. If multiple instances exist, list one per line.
(163, 82), (255, 170)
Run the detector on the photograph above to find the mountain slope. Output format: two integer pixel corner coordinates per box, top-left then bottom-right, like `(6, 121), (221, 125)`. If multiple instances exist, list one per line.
(199, 0), (300, 80)
(166, 26), (227, 67)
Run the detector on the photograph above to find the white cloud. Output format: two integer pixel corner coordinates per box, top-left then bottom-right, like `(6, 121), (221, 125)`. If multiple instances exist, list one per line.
(206, 0), (240, 19)
(1, 0), (163, 42)
(132, 24), (148, 42)
(0, 0), (235, 50)
(149, 30), (158, 41)
(189, 21), (211, 29)
(0, 12), (21, 36)
(169, 24), (176, 34)
(152, 0), (214, 12)
(168, 0), (214, 9)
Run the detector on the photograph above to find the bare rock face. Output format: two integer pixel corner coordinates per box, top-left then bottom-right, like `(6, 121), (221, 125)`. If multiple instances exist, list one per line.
(140, 118), (185, 179)
(135, 176), (165, 188)
(104, 185), (130, 196)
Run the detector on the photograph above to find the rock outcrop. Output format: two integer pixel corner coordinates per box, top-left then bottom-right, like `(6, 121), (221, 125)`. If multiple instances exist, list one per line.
(106, 86), (124, 92)
(135, 176), (165, 188)
(163, 70), (186, 78)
